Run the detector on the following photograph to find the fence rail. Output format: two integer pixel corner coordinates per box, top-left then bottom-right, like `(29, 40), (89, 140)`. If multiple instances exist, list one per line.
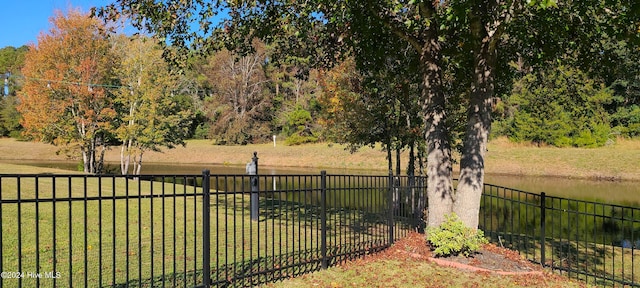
(0, 171), (637, 287)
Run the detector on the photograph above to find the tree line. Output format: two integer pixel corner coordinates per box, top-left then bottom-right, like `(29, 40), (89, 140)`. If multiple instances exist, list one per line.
(2, 9), (638, 167)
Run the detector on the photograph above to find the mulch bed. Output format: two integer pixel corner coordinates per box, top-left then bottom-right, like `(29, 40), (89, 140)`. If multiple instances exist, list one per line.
(339, 231), (543, 275)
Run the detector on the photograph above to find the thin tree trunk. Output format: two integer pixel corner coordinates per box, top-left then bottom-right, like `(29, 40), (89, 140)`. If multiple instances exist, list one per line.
(395, 148), (401, 176)
(135, 152), (143, 175)
(89, 138), (96, 174)
(121, 141), (132, 175)
(409, 143), (415, 215)
(418, 147), (425, 177)
(386, 136), (393, 174)
(386, 135), (398, 210)
(454, 9), (497, 229)
(96, 133), (105, 174)
(120, 144), (126, 175)
(82, 148), (89, 173)
(121, 98), (137, 175)
(98, 147), (105, 174)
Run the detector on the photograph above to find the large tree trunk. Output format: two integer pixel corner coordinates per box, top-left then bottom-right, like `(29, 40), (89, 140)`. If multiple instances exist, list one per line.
(421, 29), (454, 229)
(453, 8), (498, 229)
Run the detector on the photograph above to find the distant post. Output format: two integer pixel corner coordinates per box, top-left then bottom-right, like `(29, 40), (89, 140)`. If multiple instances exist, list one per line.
(246, 152), (259, 221)
(540, 192), (546, 266)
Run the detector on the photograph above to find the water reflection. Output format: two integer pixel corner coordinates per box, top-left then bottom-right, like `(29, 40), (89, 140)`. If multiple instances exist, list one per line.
(0, 160), (385, 175)
(1, 160), (638, 206)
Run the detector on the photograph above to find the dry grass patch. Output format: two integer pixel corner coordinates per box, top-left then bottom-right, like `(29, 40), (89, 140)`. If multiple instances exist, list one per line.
(485, 137), (640, 181)
(1, 137), (638, 181)
(0, 163), (83, 174)
(0, 139), (393, 172)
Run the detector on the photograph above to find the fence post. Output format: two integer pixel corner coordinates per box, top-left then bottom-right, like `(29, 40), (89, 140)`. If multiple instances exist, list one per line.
(202, 169), (211, 288)
(388, 171), (394, 245)
(540, 192), (546, 267)
(320, 170), (328, 269)
(248, 152), (259, 221)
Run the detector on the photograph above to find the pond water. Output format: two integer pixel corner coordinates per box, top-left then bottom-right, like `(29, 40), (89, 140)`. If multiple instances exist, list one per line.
(2, 160), (639, 207)
(485, 174), (640, 206)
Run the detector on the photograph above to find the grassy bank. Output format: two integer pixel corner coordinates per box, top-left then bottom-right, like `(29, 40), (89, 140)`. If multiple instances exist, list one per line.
(485, 137), (640, 181)
(0, 137), (638, 180)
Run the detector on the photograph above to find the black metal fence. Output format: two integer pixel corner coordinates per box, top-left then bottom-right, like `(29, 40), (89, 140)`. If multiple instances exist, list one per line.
(2, 171), (638, 287)
(0, 171), (424, 287)
(0, 173), (207, 287)
(204, 171), (424, 287)
(480, 183), (640, 287)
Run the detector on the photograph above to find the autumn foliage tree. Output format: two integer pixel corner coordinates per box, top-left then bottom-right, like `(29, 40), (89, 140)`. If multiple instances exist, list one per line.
(202, 40), (272, 144)
(317, 59), (389, 152)
(316, 59), (358, 143)
(18, 9), (115, 173)
(112, 35), (193, 175)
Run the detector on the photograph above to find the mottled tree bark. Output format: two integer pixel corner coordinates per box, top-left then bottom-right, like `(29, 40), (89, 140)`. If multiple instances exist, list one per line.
(454, 4), (499, 229)
(421, 28), (454, 228)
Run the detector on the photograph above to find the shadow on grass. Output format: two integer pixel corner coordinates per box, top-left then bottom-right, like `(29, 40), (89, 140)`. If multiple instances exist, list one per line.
(257, 195), (418, 239)
(109, 242), (390, 288)
(110, 185), (419, 287)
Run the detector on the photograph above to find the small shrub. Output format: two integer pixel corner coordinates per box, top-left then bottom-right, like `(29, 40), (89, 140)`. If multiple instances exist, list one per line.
(8, 130), (23, 139)
(426, 213), (488, 257)
(193, 123), (210, 139)
(285, 134), (318, 145)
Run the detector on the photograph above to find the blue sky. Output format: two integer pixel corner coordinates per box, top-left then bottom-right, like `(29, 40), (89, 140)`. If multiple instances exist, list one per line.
(0, 0), (114, 48)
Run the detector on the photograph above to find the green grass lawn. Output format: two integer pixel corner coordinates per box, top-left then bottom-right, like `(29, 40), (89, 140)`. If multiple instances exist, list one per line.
(0, 174), (206, 287)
